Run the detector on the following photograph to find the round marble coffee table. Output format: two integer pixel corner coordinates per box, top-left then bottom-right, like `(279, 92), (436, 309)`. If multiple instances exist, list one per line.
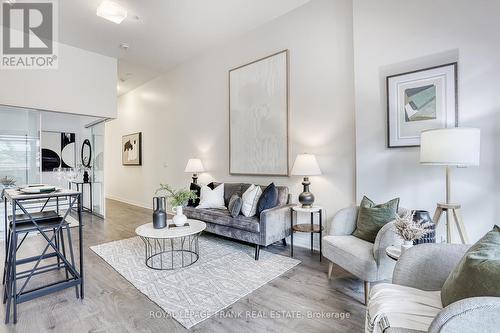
(135, 219), (206, 270)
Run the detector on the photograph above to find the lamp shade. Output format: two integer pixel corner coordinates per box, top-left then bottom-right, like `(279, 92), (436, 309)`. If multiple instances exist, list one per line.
(291, 154), (321, 176)
(184, 158), (205, 173)
(420, 128), (480, 166)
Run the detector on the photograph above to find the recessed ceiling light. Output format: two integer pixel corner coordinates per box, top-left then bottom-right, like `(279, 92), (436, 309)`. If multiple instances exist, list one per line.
(97, 1), (127, 24)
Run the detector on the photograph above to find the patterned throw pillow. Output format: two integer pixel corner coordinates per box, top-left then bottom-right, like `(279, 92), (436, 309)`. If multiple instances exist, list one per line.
(352, 196), (400, 243)
(228, 194), (243, 218)
(441, 225), (500, 307)
(241, 184), (262, 217)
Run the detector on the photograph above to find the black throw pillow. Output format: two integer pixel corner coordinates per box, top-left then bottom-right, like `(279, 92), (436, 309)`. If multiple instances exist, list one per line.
(256, 183), (278, 215)
(187, 183), (201, 207)
(207, 182), (216, 190)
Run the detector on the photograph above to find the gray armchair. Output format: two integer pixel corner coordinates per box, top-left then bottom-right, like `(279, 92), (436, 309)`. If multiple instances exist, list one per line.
(322, 206), (405, 304)
(381, 243), (500, 333)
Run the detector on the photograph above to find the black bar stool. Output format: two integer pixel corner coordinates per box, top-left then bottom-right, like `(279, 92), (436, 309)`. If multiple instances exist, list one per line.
(2, 208), (78, 323)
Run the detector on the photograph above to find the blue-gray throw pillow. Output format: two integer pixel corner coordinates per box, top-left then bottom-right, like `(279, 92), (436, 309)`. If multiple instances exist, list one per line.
(228, 194), (243, 218)
(187, 183), (201, 207)
(256, 183), (278, 215)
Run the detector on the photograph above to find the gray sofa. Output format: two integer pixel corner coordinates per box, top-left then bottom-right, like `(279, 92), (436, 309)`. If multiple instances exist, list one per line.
(374, 243), (500, 333)
(183, 182), (292, 260)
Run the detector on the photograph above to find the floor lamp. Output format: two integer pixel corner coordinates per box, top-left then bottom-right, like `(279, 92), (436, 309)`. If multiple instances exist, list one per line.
(420, 128), (480, 244)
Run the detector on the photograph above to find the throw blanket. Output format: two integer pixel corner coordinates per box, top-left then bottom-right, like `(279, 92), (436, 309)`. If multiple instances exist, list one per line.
(365, 283), (442, 333)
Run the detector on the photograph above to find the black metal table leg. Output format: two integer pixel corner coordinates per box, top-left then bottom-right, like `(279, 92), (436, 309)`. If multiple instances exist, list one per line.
(78, 193), (84, 299)
(319, 209), (323, 262)
(12, 200), (17, 323)
(290, 208), (294, 257)
(310, 212), (314, 252)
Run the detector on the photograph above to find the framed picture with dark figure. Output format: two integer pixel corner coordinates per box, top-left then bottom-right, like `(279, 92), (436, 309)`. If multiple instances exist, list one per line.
(386, 62), (457, 148)
(122, 132), (142, 166)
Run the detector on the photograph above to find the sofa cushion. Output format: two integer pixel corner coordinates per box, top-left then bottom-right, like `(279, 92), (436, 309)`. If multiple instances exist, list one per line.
(208, 182), (289, 206)
(241, 184), (262, 217)
(228, 194), (243, 218)
(183, 206), (260, 233)
(323, 235), (378, 281)
(353, 196), (399, 243)
(441, 225), (500, 307)
(197, 184), (225, 209)
(257, 183), (278, 215)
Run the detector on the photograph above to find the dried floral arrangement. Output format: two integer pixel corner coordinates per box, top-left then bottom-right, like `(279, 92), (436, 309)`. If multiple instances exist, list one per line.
(394, 210), (433, 241)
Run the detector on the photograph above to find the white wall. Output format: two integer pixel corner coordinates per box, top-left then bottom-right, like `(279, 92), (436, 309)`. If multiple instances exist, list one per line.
(0, 42), (117, 118)
(353, 0), (500, 243)
(106, 0), (356, 246)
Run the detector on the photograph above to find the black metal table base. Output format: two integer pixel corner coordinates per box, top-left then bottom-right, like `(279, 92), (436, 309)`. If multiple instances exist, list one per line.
(140, 234), (201, 270)
(3, 191), (84, 324)
(290, 208), (323, 261)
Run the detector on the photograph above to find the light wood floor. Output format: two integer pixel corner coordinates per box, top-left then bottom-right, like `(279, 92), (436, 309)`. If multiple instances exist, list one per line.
(0, 199), (367, 333)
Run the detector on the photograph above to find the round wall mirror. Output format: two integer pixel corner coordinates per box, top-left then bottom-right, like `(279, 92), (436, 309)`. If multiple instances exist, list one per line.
(81, 139), (92, 168)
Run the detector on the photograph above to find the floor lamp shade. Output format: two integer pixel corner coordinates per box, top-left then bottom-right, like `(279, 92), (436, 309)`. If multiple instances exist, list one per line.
(420, 127), (480, 244)
(420, 128), (480, 166)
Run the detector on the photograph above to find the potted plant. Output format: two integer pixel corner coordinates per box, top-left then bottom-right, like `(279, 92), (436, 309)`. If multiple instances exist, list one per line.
(394, 210), (433, 253)
(156, 184), (198, 226)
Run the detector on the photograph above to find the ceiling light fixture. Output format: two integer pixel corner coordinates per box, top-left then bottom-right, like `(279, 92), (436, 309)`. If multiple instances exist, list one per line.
(97, 1), (127, 24)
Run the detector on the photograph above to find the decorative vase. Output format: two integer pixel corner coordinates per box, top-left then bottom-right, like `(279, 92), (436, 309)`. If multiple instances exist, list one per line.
(152, 197), (167, 229)
(413, 210), (436, 245)
(172, 206), (187, 227)
(401, 240), (414, 254)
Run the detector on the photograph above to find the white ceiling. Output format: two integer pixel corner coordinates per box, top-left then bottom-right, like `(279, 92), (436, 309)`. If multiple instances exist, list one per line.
(59, 0), (311, 95)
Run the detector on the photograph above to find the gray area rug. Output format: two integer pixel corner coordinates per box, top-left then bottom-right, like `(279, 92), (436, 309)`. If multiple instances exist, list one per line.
(90, 235), (300, 329)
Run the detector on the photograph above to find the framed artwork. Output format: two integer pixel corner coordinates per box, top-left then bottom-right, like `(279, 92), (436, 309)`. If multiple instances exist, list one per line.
(122, 132), (142, 166)
(386, 62), (457, 148)
(229, 50), (289, 176)
(41, 131), (76, 171)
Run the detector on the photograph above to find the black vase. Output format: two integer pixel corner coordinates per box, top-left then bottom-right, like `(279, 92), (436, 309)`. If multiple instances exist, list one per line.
(413, 210), (436, 245)
(152, 197), (167, 229)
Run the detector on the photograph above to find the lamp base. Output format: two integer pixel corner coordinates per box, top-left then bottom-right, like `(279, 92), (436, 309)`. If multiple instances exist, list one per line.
(191, 174), (198, 184)
(298, 176), (315, 208)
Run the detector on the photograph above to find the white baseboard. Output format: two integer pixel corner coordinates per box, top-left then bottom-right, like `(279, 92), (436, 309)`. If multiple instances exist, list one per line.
(106, 195), (152, 210)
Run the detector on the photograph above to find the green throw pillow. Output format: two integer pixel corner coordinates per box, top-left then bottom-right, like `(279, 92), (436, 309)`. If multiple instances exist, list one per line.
(441, 225), (500, 307)
(352, 196), (399, 243)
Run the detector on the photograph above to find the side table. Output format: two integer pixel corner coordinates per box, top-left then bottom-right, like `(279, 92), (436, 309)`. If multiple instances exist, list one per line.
(290, 206), (323, 261)
(69, 181), (93, 213)
(385, 245), (402, 261)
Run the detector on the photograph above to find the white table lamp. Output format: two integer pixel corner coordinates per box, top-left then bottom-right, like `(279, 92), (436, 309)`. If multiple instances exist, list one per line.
(184, 158), (204, 184)
(420, 127), (480, 243)
(291, 154), (321, 208)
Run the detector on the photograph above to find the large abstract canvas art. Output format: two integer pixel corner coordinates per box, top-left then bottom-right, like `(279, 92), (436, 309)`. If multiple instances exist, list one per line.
(229, 50), (289, 175)
(387, 63), (457, 147)
(122, 132), (142, 166)
(41, 131), (76, 171)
